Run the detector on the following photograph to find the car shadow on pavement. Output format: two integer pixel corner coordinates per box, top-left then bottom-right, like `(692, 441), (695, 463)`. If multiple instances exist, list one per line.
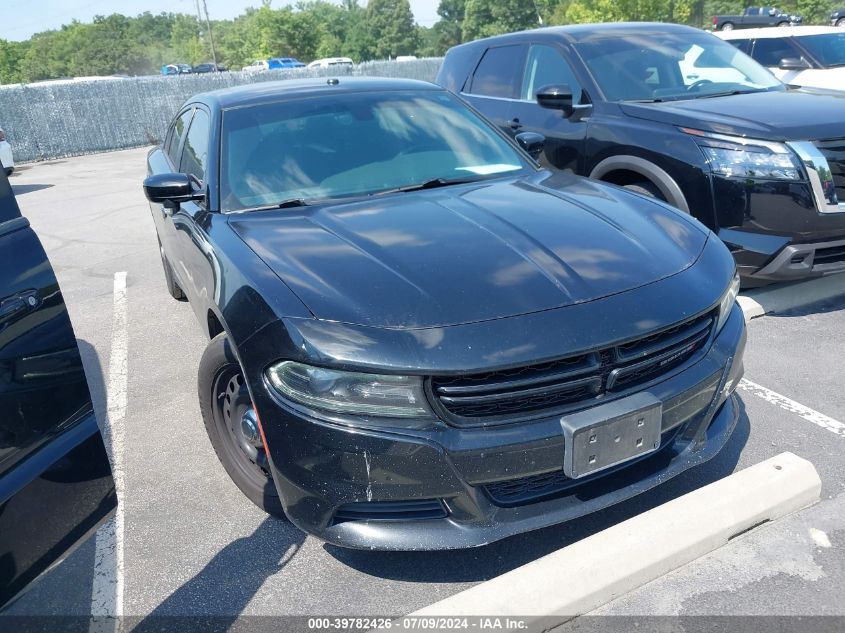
(132, 516), (305, 629)
(11, 183), (53, 196)
(326, 399), (751, 584)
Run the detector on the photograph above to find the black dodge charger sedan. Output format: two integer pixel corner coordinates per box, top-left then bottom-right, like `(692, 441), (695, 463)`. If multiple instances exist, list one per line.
(144, 78), (745, 550)
(437, 23), (845, 286)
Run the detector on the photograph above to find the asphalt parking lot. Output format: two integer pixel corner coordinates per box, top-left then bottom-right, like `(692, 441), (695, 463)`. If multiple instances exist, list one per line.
(6, 147), (845, 620)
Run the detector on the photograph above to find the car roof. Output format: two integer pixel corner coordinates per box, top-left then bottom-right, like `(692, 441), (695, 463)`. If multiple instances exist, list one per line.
(191, 77), (441, 110)
(449, 22), (705, 50)
(717, 25), (843, 39)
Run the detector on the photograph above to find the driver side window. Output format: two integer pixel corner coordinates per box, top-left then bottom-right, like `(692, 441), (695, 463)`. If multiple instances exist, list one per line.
(521, 44), (582, 102)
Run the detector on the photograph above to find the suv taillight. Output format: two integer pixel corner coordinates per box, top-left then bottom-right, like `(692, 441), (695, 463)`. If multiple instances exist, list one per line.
(711, 16), (717, 24)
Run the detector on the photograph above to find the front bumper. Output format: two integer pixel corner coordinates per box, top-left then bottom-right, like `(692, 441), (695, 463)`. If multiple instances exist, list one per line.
(259, 305), (746, 550)
(712, 176), (845, 285)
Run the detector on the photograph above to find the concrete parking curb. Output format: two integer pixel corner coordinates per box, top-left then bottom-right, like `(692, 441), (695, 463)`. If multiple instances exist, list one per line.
(411, 452), (820, 628)
(738, 274), (845, 322)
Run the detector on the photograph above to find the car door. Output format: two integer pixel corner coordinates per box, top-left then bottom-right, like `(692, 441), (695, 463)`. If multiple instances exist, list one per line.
(0, 169), (115, 609)
(151, 106), (194, 291)
(508, 43), (589, 173)
(172, 106), (218, 325)
(460, 44), (527, 137)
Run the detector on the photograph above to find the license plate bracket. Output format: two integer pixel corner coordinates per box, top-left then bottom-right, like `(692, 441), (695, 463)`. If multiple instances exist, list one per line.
(561, 392), (663, 479)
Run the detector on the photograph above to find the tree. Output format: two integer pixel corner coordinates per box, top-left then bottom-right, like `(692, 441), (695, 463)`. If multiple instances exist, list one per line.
(365, 0), (419, 59)
(462, 0), (541, 41)
(0, 39), (27, 84)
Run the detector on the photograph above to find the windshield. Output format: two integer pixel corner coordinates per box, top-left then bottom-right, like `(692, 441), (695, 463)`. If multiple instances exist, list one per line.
(796, 32), (845, 68)
(220, 90), (529, 211)
(575, 30), (784, 102)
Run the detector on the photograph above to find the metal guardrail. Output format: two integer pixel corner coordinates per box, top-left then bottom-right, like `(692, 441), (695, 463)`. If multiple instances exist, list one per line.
(0, 58), (444, 163)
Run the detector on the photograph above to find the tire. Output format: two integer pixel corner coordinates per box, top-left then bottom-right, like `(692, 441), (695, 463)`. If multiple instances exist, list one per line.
(198, 332), (286, 518)
(837, 18), (845, 27)
(720, 22), (734, 31)
(623, 181), (666, 201)
(157, 237), (187, 301)
(777, 21), (789, 27)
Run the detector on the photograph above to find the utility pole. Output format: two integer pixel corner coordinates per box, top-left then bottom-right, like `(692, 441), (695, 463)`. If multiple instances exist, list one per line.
(201, 0), (219, 70)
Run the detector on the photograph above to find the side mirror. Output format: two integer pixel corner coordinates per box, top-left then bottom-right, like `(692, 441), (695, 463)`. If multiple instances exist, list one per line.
(143, 173), (203, 206)
(536, 84), (574, 116)
(779, 57), (811, 70)
(515, 132), (545, 160)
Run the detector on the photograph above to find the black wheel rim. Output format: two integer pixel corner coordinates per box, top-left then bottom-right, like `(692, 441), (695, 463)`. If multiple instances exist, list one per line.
(211, 365), (274, 490)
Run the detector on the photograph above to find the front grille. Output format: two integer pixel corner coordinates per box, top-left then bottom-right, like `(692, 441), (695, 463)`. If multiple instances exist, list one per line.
(430, 310), (716, 424)
(815, 138), (845, 201)
(482, 369), (723, 507)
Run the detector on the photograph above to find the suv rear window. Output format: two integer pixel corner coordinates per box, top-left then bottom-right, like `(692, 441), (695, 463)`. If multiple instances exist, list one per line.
(469, 45), (526, 99)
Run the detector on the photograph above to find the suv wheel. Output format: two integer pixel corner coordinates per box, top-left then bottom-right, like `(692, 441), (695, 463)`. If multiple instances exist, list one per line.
(837, 18), (845, 26)
(198, 332), (286, 518)
(623, 181), (665, 201)
(720, 22), (734, 30)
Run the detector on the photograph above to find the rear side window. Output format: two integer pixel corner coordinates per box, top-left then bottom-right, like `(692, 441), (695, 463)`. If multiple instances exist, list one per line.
(179, 109), (210, 183)
(167, 109), (193, 166)
(751, 38), (800, 66)
(521, 44), (582, 101)
(469, 45), (526, 99)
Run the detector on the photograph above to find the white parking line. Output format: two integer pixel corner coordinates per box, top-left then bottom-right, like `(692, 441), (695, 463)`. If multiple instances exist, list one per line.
(91, 272), (128, 618)
(738, 378), (845, 439)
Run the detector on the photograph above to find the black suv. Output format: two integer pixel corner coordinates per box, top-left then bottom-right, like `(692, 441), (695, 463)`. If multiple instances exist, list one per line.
(437, 23), (845, 285)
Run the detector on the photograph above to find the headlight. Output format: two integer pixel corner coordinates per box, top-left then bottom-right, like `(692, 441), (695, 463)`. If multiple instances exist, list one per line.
(266, 361), (429, 419)
(716, 272), (741, 334)
(683, 129), (803, 181)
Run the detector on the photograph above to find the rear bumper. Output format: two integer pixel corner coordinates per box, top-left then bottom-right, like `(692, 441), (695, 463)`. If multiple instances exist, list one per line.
(261, 306), (747, 551)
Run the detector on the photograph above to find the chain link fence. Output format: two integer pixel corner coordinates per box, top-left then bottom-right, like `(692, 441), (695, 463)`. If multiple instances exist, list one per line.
(0, 58), (444, 163)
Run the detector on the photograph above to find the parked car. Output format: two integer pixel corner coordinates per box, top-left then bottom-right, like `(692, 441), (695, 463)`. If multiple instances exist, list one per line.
(243, 59), (270, 73)
(268, 57), (306, 70)
(161, 63), (192, 75)
(712, 6), (802, 31)
(306, 57), (354, 70)
(143, 77), (745, 550)
(832, 8), (845, 26)
(438, 23), (845, 286)
(192, 63), (227, 74)
(0, 168), (116, 607)
(0, 128), (13, 176)
(717, 27), (845, 91)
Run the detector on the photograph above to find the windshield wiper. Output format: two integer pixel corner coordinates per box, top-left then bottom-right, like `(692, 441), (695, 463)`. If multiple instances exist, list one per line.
(694, 89), (766, 99)
(373, 176), (481, 196)
(240, 198), (310, 212)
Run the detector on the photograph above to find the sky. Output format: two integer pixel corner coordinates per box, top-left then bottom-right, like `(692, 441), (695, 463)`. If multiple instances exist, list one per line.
(0, 0), (441, 41)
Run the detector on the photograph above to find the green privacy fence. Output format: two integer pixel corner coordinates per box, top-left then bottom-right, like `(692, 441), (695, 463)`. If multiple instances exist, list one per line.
(0, 58), (444, 163)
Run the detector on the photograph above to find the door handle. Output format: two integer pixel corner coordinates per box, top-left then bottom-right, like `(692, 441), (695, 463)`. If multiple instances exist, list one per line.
(508, 118), (523, 131)
(0, 289), (40, 327)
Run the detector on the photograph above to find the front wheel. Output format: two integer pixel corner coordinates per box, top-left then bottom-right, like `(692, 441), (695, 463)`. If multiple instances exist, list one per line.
(623, 181), (666, 201)
(198, 332), (286, 518)
(837, 18), (845, 26)
(777, 21), (789, 27)
(720, 22), (734, 31)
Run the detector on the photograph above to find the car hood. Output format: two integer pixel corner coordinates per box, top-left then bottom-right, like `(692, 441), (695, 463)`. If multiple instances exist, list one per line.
(619, 89), (845, 140)
(229, 175), (707, 329)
